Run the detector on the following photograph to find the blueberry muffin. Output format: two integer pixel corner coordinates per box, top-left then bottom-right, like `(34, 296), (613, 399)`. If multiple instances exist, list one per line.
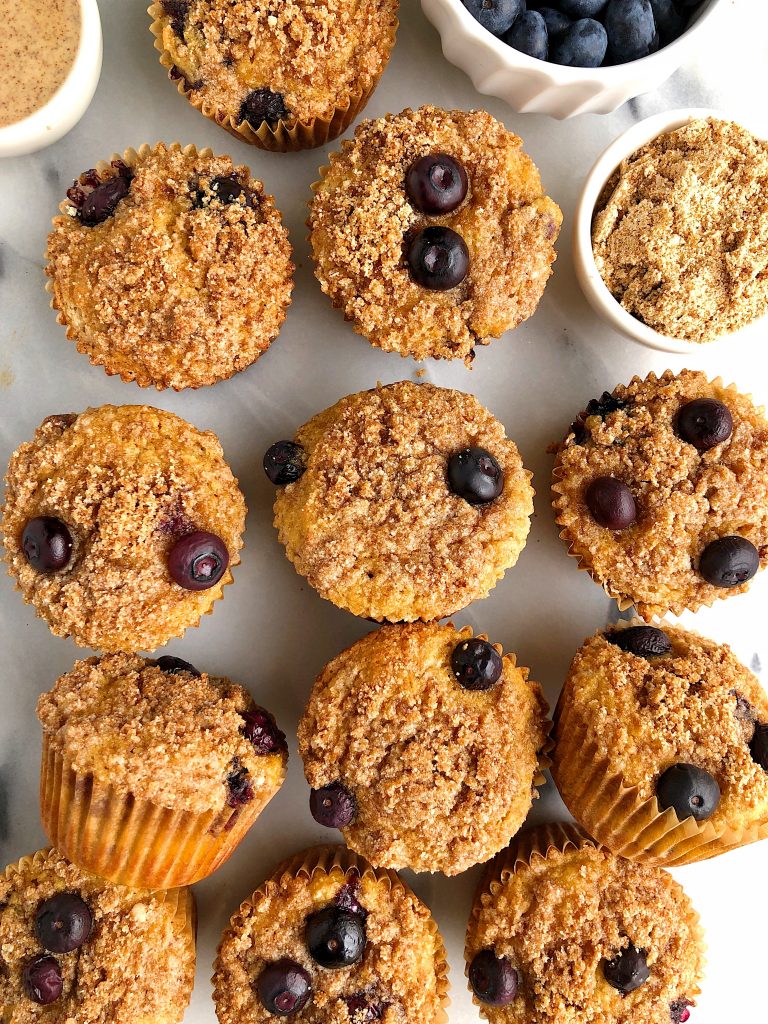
(37, 652), (287, 888)
(1, 405), (246, 651)
(46, 143), (293, 390)
(212, 845), (448, 1024)
(465, 823), (704, 1024)
(265, 381), (534, 622)
(553, 621), (768, 865)
(149, 1), (399, 151)
(552, 370), (768, 618)
(298, 622), (549, 875)
(0, 847), (195, 1024)
(309, 106), (562, 363)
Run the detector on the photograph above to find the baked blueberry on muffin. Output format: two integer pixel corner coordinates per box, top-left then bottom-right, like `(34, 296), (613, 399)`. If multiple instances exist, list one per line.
(310, 106), (562, 363)
(46, 143), (293, 390)
(298, 622), (549, 875)
(465, 823), (704, 1024)
(0, 848), (195, 1023)
(552, 369), (768, 618)
(149, 0), (399, 151)
(264, 381), (535, 621)
(212, 845), (448, 1024)
(37, 653), (288, 888)
(553, 621), (768, 865)
(1, 406), (246, 651)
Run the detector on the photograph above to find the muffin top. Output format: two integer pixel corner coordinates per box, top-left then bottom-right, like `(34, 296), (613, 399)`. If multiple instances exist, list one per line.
(0, 848), (195, 1024)
(1, 405), (246, 652)
(466, 827), (704, 1024)
(298, 622), (549, 875)
(552, 369), (768, 619)
(557, 623), (768, 838)
(153, 0), (398, 126)
(213, 846), (447, 1024)
(37, 653), (287, 817)
(46, 143), (293, 390)
(310, 106), (562, 363)
(270, 381), (534, 621)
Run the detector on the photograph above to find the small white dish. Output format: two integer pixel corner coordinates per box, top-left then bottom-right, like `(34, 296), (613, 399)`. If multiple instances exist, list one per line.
(573, 107), (768, 354)
(0, 0), (102, 159)
(420, 0), (724, 120)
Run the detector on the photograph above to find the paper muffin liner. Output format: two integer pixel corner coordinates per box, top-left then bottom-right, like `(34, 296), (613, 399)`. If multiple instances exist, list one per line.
(148, 4), (398, 152)
(39, 734), (287, 889)
(213, 844), (450, 1023)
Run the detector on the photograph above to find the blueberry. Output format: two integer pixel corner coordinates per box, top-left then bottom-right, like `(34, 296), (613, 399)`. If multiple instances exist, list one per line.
(264, 441), (306, 485)
(343, 993), (386, 1021)
(749, 724), (768, 771)
(238, 88), (289, 127)
(656, 764), (720, 821)
(225, 758), (253, 807)
(603, 943), (650, 994)
(334, 879), (367, 918)
(676, 399), (733, 452)
(168, 530), (229, 591)
(154, 655), (201, 677)
(451, 638), (503, 691)
(162, 0), (189, 36)
(670, 999), (693, 1023)
(698, 536), (760, 588)
(22, 955), (63, 1005)
(558, 0), (608, 15)
(310, 782), (357, 828)
(462, 0), (524, 37)
(78, 172), (132, 227)
(35, 893), (92, 954)
(584, 477), (636, 529)
(650, 0), (686, 40)
(22, 517), (73, 572)
(537, 7), (572, 39)
(551, 17), (608, 65)
(257, 959), (312, 1016)
(306, 906), (366, 969)
(604, 0), (656, 62)
(407, 226), (469, 291)
(607, 625), (671, 658)
(194, 175), (257, 210)
(405, 154), (468, 215)
(468, 950), (519, 1006)
(241, 707), (286, 755)
(447, 447), (504, 505)
(504, 10), (548, 60)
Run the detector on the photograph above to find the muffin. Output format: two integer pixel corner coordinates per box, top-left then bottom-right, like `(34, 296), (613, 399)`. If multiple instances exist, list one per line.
(552, 369), (768, 619)
(46, 143), (293, 390)
(552, 621), (768, 866)
(212, 844), (449, 1024)
(37, 652), (288, 889)
(298, 622), (550, 875)
(0, 847), (195, 1024)
(149, 0), (399, 151)
(465, 823), (704, 1024)
(309, 106), (562, 363)
(1, 405), (246, 651)
(265, 381), (534, 621)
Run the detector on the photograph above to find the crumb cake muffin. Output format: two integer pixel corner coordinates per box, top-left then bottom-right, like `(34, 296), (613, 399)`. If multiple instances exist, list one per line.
(46, 143), (293, 390)
(298, 622), (549, 875)
(0, 847), (195, 1024)
(1, 405), (246, 651)
(149, 0), (399, 151)
(310, 106), (562, 363)
(552, 370), (768, 619)
(465, 823), (704, 1024)
(265, 381), (535, 621)
(37, 652), (288, 888)
(553, 622), (768, 866)
(213, 845), (448, 1024)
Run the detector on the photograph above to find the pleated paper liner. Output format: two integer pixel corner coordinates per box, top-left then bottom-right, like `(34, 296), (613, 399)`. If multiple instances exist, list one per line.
(39, 734), (287, 889)
(213, 844), (450, 1024)
(148, 3), (399, 152)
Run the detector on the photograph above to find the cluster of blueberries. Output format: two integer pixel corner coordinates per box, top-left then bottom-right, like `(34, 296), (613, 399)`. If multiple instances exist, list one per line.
(462, 0), (705, 68)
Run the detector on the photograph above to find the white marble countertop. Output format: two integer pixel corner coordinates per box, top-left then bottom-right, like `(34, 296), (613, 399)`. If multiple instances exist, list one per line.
(1, 1), (766, 1022)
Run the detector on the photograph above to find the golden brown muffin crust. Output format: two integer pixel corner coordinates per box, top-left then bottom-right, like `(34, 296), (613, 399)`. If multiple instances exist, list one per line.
(310, 106), (562, 362)
(273, 381), (534, 622)
(298, 623), (549, 874)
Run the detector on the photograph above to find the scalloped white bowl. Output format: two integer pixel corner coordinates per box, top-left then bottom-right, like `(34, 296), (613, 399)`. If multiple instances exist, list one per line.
(421, 0), (724, 119)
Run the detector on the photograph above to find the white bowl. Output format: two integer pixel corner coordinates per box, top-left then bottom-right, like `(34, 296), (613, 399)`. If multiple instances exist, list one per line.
(0, 0), (102, 158)
(573, 107), (768, 354)
(420, 0), (724, 119)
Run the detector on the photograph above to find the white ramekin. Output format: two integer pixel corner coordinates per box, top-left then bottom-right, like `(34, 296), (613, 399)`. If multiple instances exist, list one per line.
(421, 0), (724, 119)
(0, 0), (102, 158)
(573, 107), (768, 354)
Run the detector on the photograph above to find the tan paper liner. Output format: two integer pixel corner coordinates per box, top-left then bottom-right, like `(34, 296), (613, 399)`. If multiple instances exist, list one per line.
(551, 372), (764, 621)
(148, 4), (399, 152)
(39, 734), (287, 889)
(213, 844), (450, 1023)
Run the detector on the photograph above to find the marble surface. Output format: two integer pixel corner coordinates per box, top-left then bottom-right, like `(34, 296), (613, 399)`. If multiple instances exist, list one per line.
(0, 1), (767, 1021)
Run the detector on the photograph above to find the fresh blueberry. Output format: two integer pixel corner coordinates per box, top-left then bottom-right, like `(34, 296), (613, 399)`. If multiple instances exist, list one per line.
(551, 17), (608, 65)
(35, 893), (92, 954)
(238, 88), (289, 127)
(168, 530), (229, 591)
(656, 763), (720, 821)
(462, 0), (524, 37)
(22, 517), (73, 572)
(407, 226), (469, 290)
(604, 0), (656, 62)
(650, 0), (686, 40)
(447, 447), (504, 505)
(676, 398), (733, 452)
(749, 724), (768, 772)
(306, 906), (366, 969)
(22, 955), (63, 1005)
(537, 7), (572, 39)
(154, 655), (202, 677)
(310, 782), (357, 828)
(504, 10), (548, 60)
(607, 625), (671, 657)
(698, 536), (760, 588)
(584, 477), (636, 529)
(264, 441), (306, 486)
(603, 943), (650, 994)
(468, 950), (519, 1005)
(225, 758), (253, 807)
(451, 638), (503, 690)
(405, 154), (468, 215)
(558, 0), (608, 16)
(241, 707), (286, 755)
(257, 959), (312, 1016)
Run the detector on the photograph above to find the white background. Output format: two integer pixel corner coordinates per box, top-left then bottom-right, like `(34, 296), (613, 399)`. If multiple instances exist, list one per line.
(0, 1), (766, 1022)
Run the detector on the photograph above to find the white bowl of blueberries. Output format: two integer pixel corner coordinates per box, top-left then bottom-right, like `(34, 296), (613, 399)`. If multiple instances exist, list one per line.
(421, 0), (724, 118)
